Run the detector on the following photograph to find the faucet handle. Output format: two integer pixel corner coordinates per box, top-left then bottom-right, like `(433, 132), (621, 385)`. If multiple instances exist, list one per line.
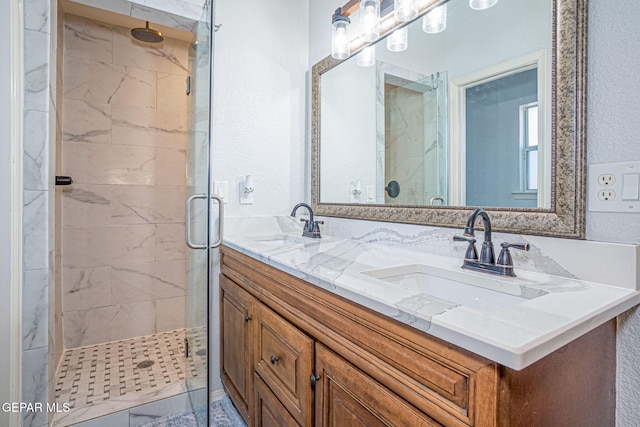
(453, 235), (478, 261)
(497, 242), (530, 267)
(500, 242), (530, 251)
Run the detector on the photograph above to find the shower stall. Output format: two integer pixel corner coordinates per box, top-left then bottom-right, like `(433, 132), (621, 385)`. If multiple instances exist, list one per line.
(51, 1), (219, 425)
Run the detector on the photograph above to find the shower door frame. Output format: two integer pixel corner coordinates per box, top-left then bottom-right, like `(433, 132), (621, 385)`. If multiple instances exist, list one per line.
(185, 1), (221, 425)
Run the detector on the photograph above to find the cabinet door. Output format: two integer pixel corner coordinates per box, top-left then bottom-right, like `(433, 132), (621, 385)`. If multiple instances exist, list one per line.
(255, 375), (300, 427)
(220, 274), (254, 426)
(315, 344), (441, 427)
(254, 302), (314, 426)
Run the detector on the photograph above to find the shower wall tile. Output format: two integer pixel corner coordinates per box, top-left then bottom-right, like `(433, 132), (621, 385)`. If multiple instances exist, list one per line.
(157, 72), (189, 112)
(109, 185), (185, 224)
(64, 56), (156, 108)
(24, 29), (50, 112)
(110, 224), (157, 264)
(110, 300), (157, 340)
(22, 347), (48, 427)
(24, 0), (50, 33)
(22, 269), (49, 351)
(155, 223), (186, 261)
(113, 25), (189, 76)
(62, 184), (112, 227)
(155, 296), (186, 332)
(62, 226), (112, 268)
(129, 3), (195, 33)
(63, 305), (117, 347)
(62, 266), (113, 312)
(64, 15), (114, 63)
(112, 105), (188, 148)
(156, 148), (187, 186)
(24, 110), (49, 191)
(24, 190), (49, 271)
(64, 142), (156, 185)
(62, 14), (189, 348)
(111, 260), (186, 304)
(63, 224), (156, 268)
(62, 99), (112, 144)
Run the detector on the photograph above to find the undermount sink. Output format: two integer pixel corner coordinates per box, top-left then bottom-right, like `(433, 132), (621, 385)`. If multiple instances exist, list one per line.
(361, 264), (546, 311)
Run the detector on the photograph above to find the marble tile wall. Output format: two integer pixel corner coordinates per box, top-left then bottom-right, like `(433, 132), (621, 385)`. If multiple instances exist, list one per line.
(22, 0), (58, 425)
(61, 14), (190, 348)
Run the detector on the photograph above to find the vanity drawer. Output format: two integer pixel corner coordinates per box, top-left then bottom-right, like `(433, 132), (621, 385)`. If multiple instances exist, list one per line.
(254, 302), (314, 426)
(255, 375), (300, 427)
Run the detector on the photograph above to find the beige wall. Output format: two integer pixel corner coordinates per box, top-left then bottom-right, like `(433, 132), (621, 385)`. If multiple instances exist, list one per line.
(61, 14), (190, 348)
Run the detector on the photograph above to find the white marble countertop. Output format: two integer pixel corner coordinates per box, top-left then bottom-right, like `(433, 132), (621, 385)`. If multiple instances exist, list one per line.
(223, 217), (640, 370)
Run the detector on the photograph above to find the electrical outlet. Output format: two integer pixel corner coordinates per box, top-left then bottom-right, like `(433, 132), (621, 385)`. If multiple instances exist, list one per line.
(597, 189), (616, 201)
(598, 174), (616, 186)
(588, 161), (640, 212)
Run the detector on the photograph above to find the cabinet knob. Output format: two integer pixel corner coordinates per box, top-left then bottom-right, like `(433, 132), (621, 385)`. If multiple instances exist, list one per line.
(310, 374), (320, 387)
(270, 355), (279, 364)
(244, 315), (251, 322)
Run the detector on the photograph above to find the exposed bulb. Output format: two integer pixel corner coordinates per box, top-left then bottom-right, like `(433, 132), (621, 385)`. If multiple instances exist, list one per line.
(422, 3), (447, 34)
(469, 0), (498, 10)
(360, 0), (381, 42)
(331, 16), (351, 59)
(387, 27), (408, 52)
(394, 0), (418, 22)
(357, 46), (375, 67)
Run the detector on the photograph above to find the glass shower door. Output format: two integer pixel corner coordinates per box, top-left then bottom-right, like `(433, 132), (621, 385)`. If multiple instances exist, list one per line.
(185, 1), (219, 425)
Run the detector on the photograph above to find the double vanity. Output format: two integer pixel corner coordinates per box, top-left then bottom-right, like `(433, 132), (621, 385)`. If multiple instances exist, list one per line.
(219, 216), (640, 426)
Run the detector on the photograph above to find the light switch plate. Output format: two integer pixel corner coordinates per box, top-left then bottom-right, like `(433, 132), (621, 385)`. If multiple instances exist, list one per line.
(588, 161), (640, 212)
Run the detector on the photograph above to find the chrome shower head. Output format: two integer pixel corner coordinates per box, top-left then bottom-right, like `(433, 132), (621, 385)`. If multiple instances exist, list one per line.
(131, 21), (164, 44)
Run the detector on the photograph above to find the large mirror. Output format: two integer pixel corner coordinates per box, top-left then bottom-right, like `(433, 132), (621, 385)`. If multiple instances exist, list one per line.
(311, 0), (586, 238)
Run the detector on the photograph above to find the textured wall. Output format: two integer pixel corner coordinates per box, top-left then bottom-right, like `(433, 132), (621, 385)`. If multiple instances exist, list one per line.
(212, 0), (309, 217)
(60, 14), (190, 348)
(586, 1), (640, 425)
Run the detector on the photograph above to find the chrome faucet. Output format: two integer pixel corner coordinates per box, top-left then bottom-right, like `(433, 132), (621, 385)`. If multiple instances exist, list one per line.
(290, 203), (324, 238)
(453, 209), (529, 277)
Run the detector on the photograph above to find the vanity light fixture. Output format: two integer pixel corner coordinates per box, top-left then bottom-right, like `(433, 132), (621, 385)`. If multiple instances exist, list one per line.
(394, 0), (418, 21)
(331, 8), (352, 59)
(360, 0), (381, 42)
(387, 26), (408, 52)
(469, 0), (498, 10)
(357, 45), (376, 66)
(422, 3), (447, 34)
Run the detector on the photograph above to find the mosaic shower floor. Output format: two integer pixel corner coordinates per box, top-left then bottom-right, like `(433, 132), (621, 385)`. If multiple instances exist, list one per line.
(53, 328), (207, 426)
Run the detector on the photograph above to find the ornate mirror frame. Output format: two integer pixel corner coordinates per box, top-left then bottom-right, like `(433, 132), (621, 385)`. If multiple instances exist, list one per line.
(311, 0), (586, 238)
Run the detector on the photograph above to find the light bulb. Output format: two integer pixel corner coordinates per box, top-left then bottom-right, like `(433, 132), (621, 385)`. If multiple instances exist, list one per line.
(422, 3), (447, 34)
(387, 27), (408, 52)
(394, 0), (418, 22)
(360, 0), (381, 42)
(331, 17), (351, 59)
(357, 46), (375, 67)
(469, 0), (498, 10)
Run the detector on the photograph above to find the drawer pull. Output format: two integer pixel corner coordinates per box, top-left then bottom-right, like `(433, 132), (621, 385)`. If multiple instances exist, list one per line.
(244, 315), (251, 322)
(270, 355), (279, 364)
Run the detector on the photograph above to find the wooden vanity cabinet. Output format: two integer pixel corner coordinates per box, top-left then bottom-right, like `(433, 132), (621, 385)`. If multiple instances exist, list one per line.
(220, 246), (615, 427)
(220, 274), (255, 425)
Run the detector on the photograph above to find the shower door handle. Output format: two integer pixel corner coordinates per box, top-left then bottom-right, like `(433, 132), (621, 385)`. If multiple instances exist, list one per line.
(185, 194), (224, 249)
(210, 194), (224, 248)
(185, 194), (207, 250)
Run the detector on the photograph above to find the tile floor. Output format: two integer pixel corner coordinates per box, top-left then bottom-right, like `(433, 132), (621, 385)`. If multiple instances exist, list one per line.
(53, 328), (208, 426)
